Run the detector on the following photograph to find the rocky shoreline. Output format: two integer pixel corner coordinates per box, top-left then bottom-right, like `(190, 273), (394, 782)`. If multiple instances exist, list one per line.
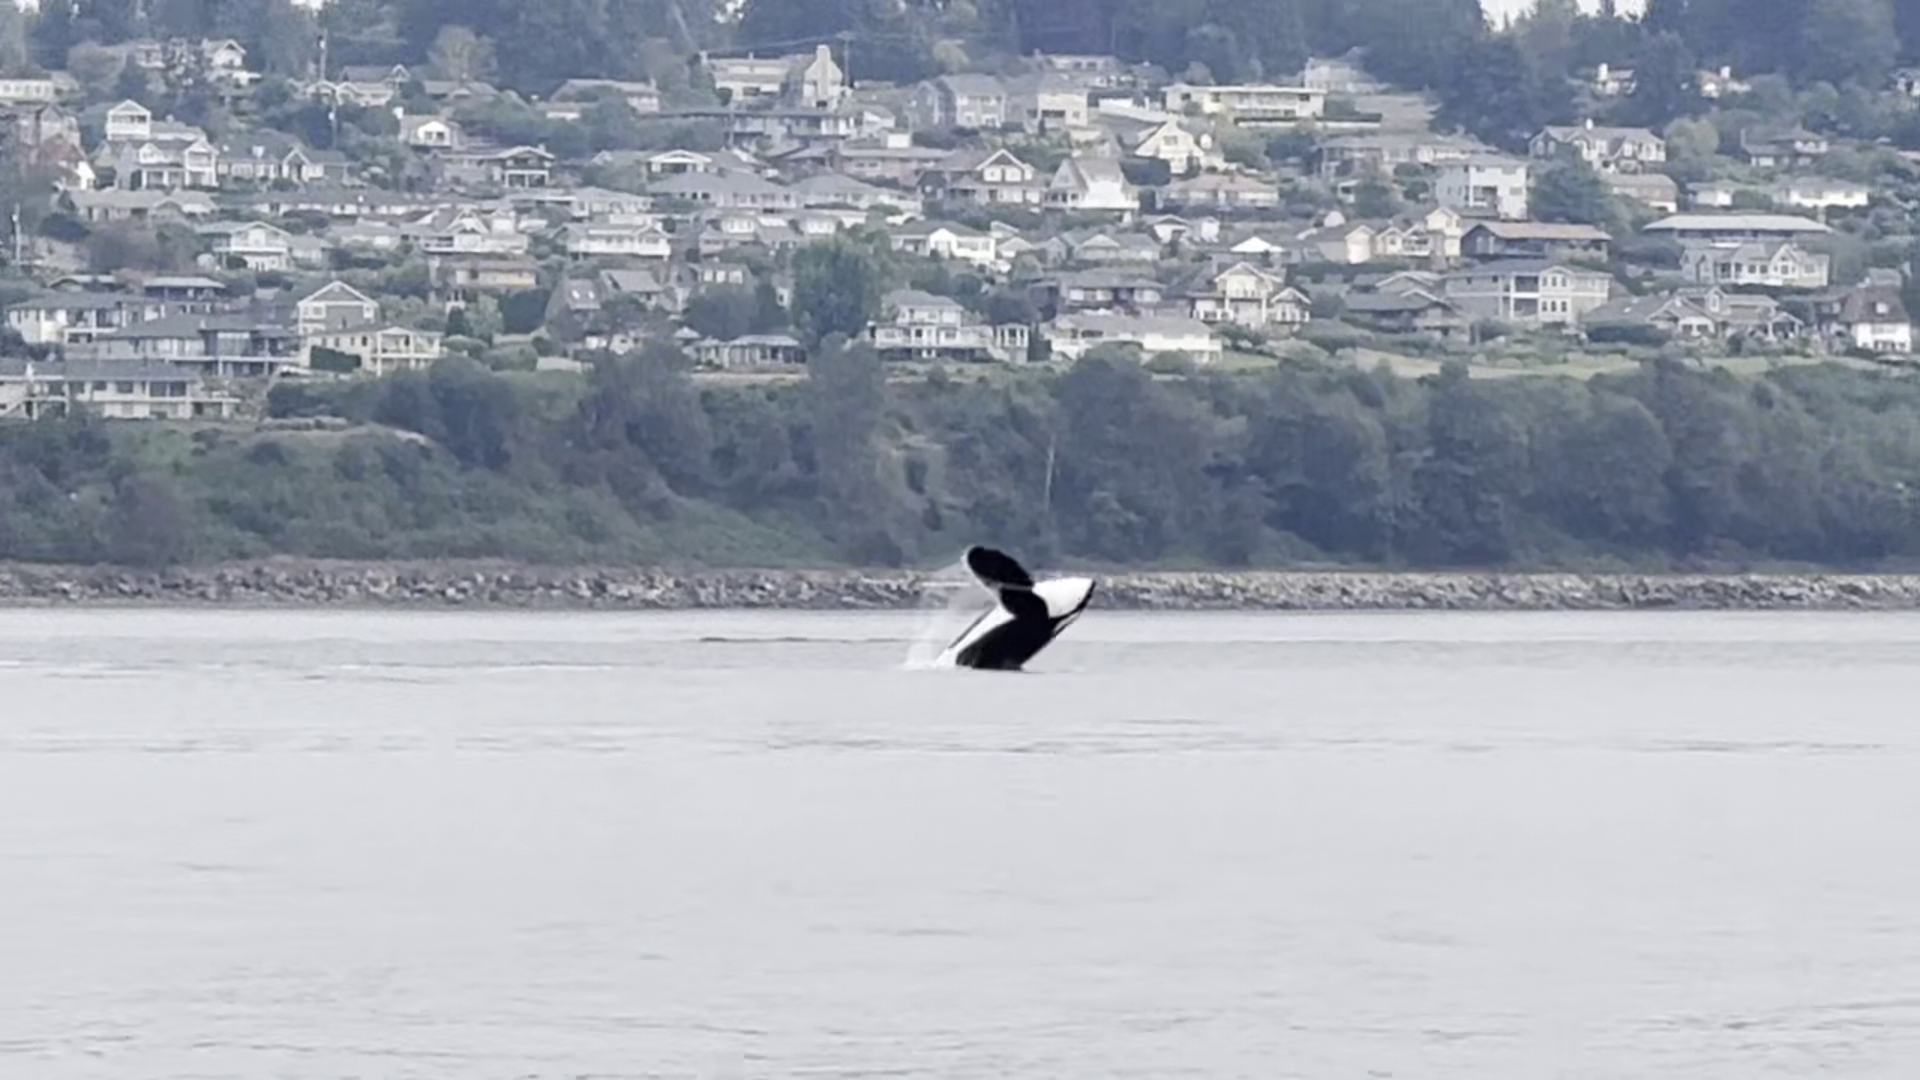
(4, 560), (1920, 611)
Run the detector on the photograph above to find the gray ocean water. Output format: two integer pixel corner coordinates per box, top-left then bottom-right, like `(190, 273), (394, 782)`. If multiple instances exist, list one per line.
(2, 607), (1918, 1080)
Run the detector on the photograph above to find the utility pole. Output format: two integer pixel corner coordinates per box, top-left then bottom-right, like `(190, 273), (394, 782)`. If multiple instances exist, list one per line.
(11, 204), (21, 269)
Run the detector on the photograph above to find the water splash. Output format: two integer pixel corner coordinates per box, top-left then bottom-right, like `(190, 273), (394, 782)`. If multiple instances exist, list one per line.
(901, 557), (993, 670)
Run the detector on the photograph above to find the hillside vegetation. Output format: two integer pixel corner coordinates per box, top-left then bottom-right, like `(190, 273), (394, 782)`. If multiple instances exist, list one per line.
(9, 349), (1920, 571)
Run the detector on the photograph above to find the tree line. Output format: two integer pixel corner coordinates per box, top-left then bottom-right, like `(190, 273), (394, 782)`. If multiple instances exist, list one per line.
(7, 353), (1920, 571)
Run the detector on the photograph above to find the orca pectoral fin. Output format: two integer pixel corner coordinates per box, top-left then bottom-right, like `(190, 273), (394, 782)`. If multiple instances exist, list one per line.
(966, 545), (1035, 589)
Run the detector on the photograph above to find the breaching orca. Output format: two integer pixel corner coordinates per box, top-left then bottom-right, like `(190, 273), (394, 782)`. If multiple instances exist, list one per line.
(933, 546), (1096, 671)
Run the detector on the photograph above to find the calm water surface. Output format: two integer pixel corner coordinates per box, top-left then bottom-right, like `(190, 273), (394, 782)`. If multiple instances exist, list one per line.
(2, 608), (1918, 1079)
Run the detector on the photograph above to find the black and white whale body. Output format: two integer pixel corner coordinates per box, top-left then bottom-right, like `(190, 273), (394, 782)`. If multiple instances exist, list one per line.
(934, 547), (1096, 671)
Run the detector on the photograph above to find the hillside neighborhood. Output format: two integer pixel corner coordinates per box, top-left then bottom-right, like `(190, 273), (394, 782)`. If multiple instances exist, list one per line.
(4, 10), (1920, 421)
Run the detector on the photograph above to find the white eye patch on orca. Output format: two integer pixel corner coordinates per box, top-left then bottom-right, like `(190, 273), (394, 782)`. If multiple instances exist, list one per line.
(934, 547), (1096, 672)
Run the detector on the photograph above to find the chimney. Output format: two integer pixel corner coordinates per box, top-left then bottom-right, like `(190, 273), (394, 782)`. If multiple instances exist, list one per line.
(1597, 62), (1610, 80)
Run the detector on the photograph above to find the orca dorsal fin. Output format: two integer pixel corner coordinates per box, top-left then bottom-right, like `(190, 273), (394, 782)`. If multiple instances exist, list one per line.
(965, 545), (1035, 590)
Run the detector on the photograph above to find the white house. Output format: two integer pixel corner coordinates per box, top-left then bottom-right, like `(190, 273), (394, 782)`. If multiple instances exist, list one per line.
(1774, 178), (1872, 211)
(1435, 157), (1530, 221)
(400, 115), (461, 150)
(563, 222), (672, 259)
(888, 221), (999, 268)
(1835, 287), (1913, 354)
(1161, 84), (1326, 124)
(1188, 262), (1310, 331)
(1044, 314), (1223, 362)
(867, 288), (1028, 363)
(1047, 156), (1137, 215)
(104, 100), (152, 141)
(1131, 119), (1222, 176)
(0, 77), (60, 105)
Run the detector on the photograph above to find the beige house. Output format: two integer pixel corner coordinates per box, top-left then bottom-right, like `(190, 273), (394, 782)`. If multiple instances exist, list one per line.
(1444, 259), (1613, 328)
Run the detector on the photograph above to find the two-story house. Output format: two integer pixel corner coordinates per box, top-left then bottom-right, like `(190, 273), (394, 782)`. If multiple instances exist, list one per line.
(913, 74), (1011, 130)
(196, 221), (299, 271)
(1435, 157), (1530, 221)
(563, 222), (672, 259)
(1740, 127), (1830, 169)
(304, 323), (446, 375)
(81, 312), (301, 377)
(1014, 73), (1091, 134)
(1187, 262), (1311, 330)
(4, 290), (174, 347)
(403, 204), (529, 255)
(867, 289), (1028, 363)
(296, 281), (379, 334)
(1032, 271), (1168, 320)
(102, 99), (152, 141)
(0, 358), (238, 421)
(1131, 119), (1222, 177)
(1445, 259), (1613, 328)
(1528, 121), (1667, 173)
(1047, 156), (1137, 216)
(706, 56), (792, 102)
(1831, 286), (1913, 354)
(1679, 240), (1830, 290)
(926, 148), (1045, 207)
